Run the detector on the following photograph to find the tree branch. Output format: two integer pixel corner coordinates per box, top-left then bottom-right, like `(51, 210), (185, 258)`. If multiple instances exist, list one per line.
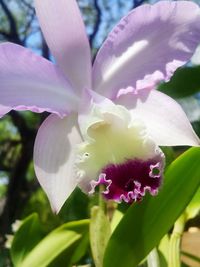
(41, 33), (50, 60)
(89, 0), (101, 49)
(132, 0), (146, 9)
(0, 29), (12, 39)
(0, 136), (35, 236)
(22, 11), (36, 43)
(9, 111), (34, 141)
(20, 0), (35, 12)
(0, 0), (22, 44)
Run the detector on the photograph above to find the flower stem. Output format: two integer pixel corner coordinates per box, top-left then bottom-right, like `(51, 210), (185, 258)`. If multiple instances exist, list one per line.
(99, 184), (106, 211)
(147, 248), (160, 267)
(168, 214), (185, 267)
(89, 185), (111, 267)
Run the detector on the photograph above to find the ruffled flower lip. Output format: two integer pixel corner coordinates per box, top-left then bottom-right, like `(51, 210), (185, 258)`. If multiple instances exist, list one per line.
(89, 157), (163, 204)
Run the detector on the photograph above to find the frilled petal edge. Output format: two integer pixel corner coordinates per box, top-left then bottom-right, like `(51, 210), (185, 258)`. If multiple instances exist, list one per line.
(93, 1), (200, 99)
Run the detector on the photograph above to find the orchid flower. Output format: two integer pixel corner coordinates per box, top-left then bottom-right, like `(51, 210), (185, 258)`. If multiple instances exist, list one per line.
(0, 0), (200, 213)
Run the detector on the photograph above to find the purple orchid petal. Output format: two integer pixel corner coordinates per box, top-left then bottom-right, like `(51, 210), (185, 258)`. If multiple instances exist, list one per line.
(116, 89), (200, 146)
(0, 43), (79, 118)
(92, 1), (200, 99)
(35, 0), (92, 93)
(34, 113), (82, 213)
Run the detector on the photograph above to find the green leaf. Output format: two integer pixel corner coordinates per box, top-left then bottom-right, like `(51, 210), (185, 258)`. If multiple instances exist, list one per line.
(158, 66), (200, 98)
(48, 219), (90, 267)
(160, 146), (175, 168)
(46, 231), (89, 267)
(90, 206), (111, 267)
(185, 186), (200, 220)
(13, 219), (89, 267)
(22, 189), (61, 233)
(59, 187), (89, 222)
(103, 148), (200, 267)
(11, 213), (44, 267)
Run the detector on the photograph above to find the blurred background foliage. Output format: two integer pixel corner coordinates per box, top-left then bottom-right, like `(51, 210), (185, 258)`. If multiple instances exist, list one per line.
(0, 0), (199, 266)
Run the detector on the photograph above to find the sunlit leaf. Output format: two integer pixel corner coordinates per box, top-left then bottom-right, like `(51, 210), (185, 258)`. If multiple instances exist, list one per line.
(103, 148), (200, 267)
(12, 218), (89, 267)
(11, 213), (44, 267)
(48, 219), (90, 267)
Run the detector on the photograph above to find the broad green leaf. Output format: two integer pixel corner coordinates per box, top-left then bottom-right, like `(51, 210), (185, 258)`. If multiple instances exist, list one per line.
(22, 189), (61, 232)
(48, 220), (90, 267)
(15, 219), (89, 267)
(103, 148), (200, 267)
(90, 206), (111, 267)
(11, 213), (44, 267)
(160, 147), (175, 168)
(21, 231), (80, 267)
(59, 187), (89, 222)
(158, 66), (200, 98)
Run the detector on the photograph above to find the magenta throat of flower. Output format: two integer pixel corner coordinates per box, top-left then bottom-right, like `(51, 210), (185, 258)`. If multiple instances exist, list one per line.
(89, 156), (163, 204)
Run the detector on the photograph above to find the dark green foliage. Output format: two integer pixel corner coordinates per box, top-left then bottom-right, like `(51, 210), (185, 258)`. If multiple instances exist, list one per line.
(159, 66), (200, 98)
